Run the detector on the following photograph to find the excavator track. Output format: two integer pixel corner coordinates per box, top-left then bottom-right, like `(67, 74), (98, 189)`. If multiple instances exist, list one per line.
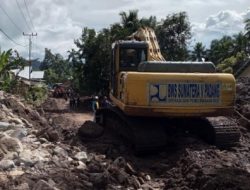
(205, 116), (240, 148)
(95, 106), (167, 154)
(95, 108), (240, 153)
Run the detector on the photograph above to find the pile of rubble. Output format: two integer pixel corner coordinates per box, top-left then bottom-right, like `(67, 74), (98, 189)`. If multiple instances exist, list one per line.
(0, 92), (165, 189)
(236, 77), (250, 128)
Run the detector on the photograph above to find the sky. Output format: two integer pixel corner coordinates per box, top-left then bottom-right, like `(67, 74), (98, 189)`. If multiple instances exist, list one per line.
(0, 0), (250, 61)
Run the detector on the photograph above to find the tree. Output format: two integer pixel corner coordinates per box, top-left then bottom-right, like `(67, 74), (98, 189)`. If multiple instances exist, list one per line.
(216, 51), (247, 73)
(42, 49), (71, 84)
(232, 32), (248, 54)
(244, 18), (250, 54)
(156, 12), (191, 61)
(191, 42), (206, 61)
(0, 49), (25, 92)
(68, 27), (111, 94)
(119, 10), (140, 33)
(139, 16), (157, 29)
(208, 36), (234, 65)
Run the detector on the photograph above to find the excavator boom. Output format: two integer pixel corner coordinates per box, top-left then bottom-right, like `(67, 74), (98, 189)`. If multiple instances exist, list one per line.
(128, 27), (165, 61)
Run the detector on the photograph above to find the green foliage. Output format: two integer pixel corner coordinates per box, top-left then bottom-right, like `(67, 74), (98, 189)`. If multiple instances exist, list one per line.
(0, 49), (25, 92)
(216, 51), (247, 73)
(191, 42), (206, 61)
(156, 12), (191, 61)
(68, 27), (111, 94)
(42, 48), (71, 84)
(25, 84), (48, 106)
(208, 36), (234, 65)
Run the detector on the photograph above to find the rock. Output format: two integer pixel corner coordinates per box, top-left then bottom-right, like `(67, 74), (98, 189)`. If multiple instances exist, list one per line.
(125, 163), (136, 175)
(48, 129), (60, 142)
(0, 111), (7, 120)
(74, 151), (88, 161)
(246, 164), (250, 173)
(77, 161), (87, 170)
(8, 170), (25, 178)
(0, 121), (11, 131)
(8, 118), (24, 125)
(0, 159), (15, 170)
(117, 169), (129, 183)
(13, 182), (30, 190)
(145, 174), (151, 181)
(0, 133), (23, 153)
(138, 177), (145, 185)
(54, 146), (68, 157)
(141, 184), (155, 190)
(0, 172), (8, 183)
(32, 179), (58, 190)
(19, 149), (49, 167)
(89, 172), (108, 188)
(39, 138), (48, 143)
(48, 179), (56, 187)
(67, 157), (73, 162)
(78, 121), (104, 138)
(9, 128), (27, 140)
(129, 175), (141, 189)
(5, 151), (18, 160)
(113, 156), (126, 168)
(21, 118), (33, 128)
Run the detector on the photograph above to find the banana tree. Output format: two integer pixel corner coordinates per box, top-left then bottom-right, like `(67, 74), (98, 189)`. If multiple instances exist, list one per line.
(0, 49), (25, 91)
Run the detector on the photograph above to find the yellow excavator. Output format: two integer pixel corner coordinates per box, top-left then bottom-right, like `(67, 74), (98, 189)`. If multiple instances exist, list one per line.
(95, 27), (240, 152)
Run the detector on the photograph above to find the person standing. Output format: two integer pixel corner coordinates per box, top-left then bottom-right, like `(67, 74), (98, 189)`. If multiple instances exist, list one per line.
(92, 96), (99, 113)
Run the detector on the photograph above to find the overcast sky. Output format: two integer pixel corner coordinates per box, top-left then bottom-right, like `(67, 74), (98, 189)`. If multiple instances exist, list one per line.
(0, 0), (250, 61)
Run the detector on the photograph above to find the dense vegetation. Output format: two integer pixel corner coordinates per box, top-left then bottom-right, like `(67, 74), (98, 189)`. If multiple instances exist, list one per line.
(0, 49), (26, 92)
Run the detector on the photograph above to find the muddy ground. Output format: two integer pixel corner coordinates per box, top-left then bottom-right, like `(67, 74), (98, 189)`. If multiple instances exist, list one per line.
(0, 78), (250, 189)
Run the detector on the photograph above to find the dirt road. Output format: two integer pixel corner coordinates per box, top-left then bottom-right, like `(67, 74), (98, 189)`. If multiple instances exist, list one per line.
(42, 97), (250, 190)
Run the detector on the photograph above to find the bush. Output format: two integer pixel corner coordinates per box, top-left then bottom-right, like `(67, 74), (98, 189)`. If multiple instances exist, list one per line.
(25, 84), (48, 106)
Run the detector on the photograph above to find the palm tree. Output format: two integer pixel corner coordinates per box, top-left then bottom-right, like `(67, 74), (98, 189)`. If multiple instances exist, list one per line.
(139, 16), (157, 29)
(191, 42), (206, 61)
(233, 32), (247, 54)
(119, 10), (139, 32)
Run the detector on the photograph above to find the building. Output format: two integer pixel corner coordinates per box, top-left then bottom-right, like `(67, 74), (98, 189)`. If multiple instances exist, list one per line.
(11, 66), (44, 81)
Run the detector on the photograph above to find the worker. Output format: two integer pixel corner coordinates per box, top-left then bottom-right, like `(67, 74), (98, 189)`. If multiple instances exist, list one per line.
(101, 96), (111, 108)
(92, 96), (99, 113)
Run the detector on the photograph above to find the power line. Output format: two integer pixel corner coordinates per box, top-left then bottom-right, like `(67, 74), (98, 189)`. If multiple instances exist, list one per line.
(15, 0), (32, 32)
(0, 28), (27, 47)
(23, 0), (36, 32)
(0, 3), (23, 33)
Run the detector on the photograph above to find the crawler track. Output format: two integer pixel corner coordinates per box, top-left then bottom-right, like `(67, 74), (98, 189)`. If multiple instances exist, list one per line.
(95, 107), (240, 153)
(206, 116), (240, 148)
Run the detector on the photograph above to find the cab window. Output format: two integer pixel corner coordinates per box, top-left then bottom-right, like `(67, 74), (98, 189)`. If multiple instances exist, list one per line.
(120, 48), (147, 69)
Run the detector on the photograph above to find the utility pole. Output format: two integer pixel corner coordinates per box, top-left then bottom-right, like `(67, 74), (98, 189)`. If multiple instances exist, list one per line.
(23, 32), (37, 80)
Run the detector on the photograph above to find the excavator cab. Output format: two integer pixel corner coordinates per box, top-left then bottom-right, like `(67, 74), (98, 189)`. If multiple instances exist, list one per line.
(111, 41), (148, 97)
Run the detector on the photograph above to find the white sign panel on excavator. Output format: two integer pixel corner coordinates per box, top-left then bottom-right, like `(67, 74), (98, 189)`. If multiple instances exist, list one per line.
(149, 82), (221, 105)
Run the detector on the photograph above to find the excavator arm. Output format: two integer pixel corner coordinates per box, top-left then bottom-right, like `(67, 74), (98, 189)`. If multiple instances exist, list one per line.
(128, 27), (166, 61)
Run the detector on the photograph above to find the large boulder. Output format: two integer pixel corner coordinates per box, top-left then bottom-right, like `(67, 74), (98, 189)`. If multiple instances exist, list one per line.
(78, 121), (104, 138)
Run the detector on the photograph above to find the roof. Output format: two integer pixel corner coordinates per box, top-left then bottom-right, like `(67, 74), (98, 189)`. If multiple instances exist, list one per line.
(11, 66), (44, 80)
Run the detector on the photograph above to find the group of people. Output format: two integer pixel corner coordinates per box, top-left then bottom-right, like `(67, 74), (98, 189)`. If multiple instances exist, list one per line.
(91, 95), (111, 113)
(69, 93), (80, 109)
(64, 88), (80, 109)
